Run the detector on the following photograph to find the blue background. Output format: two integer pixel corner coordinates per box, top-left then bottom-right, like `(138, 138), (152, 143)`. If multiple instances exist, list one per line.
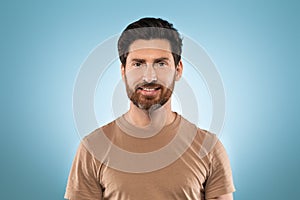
(1, 0), (299, 199)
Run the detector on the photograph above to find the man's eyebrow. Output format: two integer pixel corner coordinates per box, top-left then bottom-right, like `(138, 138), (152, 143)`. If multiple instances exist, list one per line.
(130, 58), (146, 63)
(153, 57), (170, 62)
(130, 57), (170, 63)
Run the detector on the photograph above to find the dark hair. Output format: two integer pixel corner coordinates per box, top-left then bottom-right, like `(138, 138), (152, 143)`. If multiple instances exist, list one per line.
(118, 17), (183, 66)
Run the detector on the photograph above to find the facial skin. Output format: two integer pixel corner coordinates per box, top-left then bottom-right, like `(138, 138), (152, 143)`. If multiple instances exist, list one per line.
(121, 39), (182, 111)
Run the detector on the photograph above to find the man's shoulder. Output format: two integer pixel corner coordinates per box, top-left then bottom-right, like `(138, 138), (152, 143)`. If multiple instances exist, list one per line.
(196, 128), (217, 142)
(179, 115), (220, 157)
(179, 115), (217, 139)
(82, 119), (118, 144)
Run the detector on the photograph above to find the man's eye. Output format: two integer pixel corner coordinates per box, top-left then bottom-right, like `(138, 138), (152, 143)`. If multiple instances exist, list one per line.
(133, 62), (142, 67)
(157, 62), (167, 67)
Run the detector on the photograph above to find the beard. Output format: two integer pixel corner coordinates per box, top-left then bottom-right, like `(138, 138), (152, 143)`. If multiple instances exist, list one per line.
(125, 78), (175, 111)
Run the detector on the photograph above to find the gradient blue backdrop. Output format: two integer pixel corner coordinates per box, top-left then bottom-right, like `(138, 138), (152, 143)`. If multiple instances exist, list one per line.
(1, 0), (299, 199)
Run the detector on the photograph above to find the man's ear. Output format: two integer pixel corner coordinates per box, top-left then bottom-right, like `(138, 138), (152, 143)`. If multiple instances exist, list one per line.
(121, 64), (125, 81)
(175, 60), (183, 81)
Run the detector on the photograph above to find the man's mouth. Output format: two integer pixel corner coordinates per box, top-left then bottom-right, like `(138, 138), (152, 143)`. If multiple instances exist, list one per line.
(137, 85), (161, 96)
(138, 86), (161, 91)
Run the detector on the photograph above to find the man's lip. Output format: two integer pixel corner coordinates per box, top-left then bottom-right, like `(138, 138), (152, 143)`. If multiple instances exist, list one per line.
(138, 87), (161, 96)
(137, 86), (161, 91)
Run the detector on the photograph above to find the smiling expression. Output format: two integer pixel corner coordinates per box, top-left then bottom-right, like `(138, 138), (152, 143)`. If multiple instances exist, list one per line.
(122, 39), (181, 110)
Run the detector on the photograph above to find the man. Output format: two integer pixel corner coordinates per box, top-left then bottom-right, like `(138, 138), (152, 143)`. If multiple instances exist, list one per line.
(65, 17), (235, 200)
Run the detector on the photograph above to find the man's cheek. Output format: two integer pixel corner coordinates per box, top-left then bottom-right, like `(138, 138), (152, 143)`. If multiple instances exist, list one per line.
(125, 71), (144, 89)
(156, 74), (175, 89)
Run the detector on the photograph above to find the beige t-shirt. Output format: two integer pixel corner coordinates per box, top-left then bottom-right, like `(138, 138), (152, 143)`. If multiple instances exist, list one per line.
(65, 114), (235, 200)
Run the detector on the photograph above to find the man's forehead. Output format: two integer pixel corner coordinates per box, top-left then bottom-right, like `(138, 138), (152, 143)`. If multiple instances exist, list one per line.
(128, 39), (172, 53)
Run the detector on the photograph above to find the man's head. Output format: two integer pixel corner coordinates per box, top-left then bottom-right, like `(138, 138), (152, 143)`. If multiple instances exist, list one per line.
(118, 17), (183, 67)
(118, 17), (183, 111)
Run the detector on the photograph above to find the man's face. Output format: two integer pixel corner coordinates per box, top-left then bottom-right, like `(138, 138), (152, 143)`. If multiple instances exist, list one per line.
(122, 39), (182, 110)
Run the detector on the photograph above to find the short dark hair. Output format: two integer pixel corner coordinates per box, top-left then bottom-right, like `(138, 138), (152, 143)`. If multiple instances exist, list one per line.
(118, 17), (183, 66)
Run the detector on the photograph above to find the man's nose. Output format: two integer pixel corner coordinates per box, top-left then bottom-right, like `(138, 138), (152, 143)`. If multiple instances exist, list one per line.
(143, 65), (157, 82)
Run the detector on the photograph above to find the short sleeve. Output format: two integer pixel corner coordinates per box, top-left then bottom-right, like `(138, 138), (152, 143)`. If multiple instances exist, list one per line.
(64, 142), (103, 200)
(205, 139), (235, 199)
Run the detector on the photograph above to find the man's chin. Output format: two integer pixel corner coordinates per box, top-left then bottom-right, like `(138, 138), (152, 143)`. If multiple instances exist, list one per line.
(129, 92), (172, 111)
(137, 103), (162, 111)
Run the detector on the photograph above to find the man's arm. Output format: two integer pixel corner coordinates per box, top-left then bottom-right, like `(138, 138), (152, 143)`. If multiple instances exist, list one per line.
(203, 136), (235, 199)
(64, 142), (103, 200)
(208, 193), (233, 200)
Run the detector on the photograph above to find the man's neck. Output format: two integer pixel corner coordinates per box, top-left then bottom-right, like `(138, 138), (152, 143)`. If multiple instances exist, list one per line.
(125, 100), (176, 127)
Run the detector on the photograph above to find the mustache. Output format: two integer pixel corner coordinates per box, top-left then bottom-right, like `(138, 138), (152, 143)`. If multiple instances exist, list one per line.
(135, 82), (162, 90)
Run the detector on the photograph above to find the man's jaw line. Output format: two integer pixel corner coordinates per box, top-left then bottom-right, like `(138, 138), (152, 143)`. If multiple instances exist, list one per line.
(129, 98), (172, 116)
